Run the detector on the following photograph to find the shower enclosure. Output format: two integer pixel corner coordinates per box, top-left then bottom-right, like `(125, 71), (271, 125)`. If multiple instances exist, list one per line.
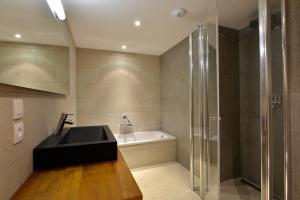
(189, 0), (290, 200)
(189, 5), (220, 200)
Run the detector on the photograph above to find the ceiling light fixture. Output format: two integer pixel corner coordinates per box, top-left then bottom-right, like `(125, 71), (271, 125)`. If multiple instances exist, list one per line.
(46, 0), (66, 21)
(134, 20), (141, 27)
(15, 34), (22, 39)
(122, 45), (127, 50)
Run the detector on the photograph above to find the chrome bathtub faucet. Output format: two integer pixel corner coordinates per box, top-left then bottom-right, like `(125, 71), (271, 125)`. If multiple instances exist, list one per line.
(122, 115), (133, 126)
(120, 115), (136, 142)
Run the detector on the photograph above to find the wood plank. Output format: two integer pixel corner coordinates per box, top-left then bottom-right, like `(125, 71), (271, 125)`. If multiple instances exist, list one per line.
(11, 151), (142, 200)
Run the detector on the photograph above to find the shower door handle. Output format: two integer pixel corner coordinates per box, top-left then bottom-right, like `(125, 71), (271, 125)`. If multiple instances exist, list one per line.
(210, 116), (222, 120)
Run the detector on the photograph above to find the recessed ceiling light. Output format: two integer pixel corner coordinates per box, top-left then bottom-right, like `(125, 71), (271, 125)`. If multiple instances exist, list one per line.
(122, 45), (127, 50)
(46, 0), (66, 21)
(15, 34), (22, 39)
(134, 20), (141, 27)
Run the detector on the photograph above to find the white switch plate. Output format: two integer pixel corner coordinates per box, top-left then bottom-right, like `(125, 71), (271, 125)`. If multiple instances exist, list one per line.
(13, 98), (23, 120)
(13, 121), (24, 144)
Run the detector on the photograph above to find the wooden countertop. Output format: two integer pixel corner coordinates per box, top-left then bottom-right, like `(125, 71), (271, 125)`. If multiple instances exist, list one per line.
(12, 151), (142, 200)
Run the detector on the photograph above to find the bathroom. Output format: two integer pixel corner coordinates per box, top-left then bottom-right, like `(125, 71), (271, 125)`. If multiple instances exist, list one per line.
(0, 0), (299, 200)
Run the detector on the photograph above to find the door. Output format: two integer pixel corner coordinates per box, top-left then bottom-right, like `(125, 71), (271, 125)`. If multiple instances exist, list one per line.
(189, 23), (220, 200)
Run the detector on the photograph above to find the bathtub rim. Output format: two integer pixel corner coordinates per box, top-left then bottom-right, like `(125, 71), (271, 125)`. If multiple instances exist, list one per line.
(114, 130), (176, 147)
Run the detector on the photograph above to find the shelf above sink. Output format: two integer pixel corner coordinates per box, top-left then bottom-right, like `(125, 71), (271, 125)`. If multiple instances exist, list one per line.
(33, 125), (117, 170)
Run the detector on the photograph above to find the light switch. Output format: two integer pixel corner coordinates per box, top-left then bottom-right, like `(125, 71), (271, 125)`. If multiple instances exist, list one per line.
(13, 121), (24, 144)
(13, 98), (23, 120)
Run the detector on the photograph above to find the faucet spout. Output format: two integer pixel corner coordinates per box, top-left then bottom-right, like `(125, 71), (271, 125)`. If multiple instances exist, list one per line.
(122, 115), (133, 126)
(54, 113), (74, 136)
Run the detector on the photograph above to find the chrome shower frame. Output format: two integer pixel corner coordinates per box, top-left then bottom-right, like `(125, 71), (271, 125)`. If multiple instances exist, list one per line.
(189, 24), (219, 199)
(188, 26), (210, 198)
(281, 0), (290, 199)
(259, 0), (290, 199)
(189, 32), (195, 190)
(188, 0), (290, 199)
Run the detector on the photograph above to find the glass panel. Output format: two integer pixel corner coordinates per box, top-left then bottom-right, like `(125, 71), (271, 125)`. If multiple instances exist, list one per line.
(217, 0), (287, 200)
(206, 22), (219, 200)
(190, 5), (219, 200)
(218, 0), (263, 200)
(191, 29), (201, 193)
(189, 1), (218, 199)
(270, 0), (284, 199)
(239, 19), (261, 198)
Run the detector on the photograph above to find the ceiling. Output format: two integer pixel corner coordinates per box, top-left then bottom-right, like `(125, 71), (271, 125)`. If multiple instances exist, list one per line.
(0, 0), (281, 55)
(63, 0), (216, 55)
(218, 0), (280, 29)
(62, 0), (268, 55)
(218, 0), (258, 29)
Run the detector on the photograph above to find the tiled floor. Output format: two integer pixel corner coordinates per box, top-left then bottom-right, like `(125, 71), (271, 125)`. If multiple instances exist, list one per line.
(220, 179), (260, 200)
(131, 162), (261, 200)
(131, 162), (200, 200)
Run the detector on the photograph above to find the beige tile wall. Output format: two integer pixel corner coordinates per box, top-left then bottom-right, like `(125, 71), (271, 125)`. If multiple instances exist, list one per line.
(76, 49), (160, 133)
(160, 38), (190, 169)
(0, 87), (75, 200)
(0, 39), (76, 199)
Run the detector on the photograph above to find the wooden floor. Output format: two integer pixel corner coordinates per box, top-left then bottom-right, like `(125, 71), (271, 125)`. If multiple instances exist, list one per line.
(12, 151), (142, 200)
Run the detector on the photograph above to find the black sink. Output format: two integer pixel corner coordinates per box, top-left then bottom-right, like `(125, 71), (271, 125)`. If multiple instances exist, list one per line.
(33, 126), (117, 170)
(59, 126), (109, 144)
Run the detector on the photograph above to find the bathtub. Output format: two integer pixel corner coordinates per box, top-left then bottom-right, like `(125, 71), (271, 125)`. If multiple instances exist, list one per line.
(115, 131), (176, 169)
(114, 131), (176, 146)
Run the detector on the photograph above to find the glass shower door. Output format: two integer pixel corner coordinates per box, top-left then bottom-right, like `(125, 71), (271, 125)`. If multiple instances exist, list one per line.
(189, 23), (219, 200)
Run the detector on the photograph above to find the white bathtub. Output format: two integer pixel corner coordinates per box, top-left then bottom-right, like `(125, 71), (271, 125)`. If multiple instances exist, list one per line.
(114, 131), (176, 146)
(116, 131), (177, 169)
